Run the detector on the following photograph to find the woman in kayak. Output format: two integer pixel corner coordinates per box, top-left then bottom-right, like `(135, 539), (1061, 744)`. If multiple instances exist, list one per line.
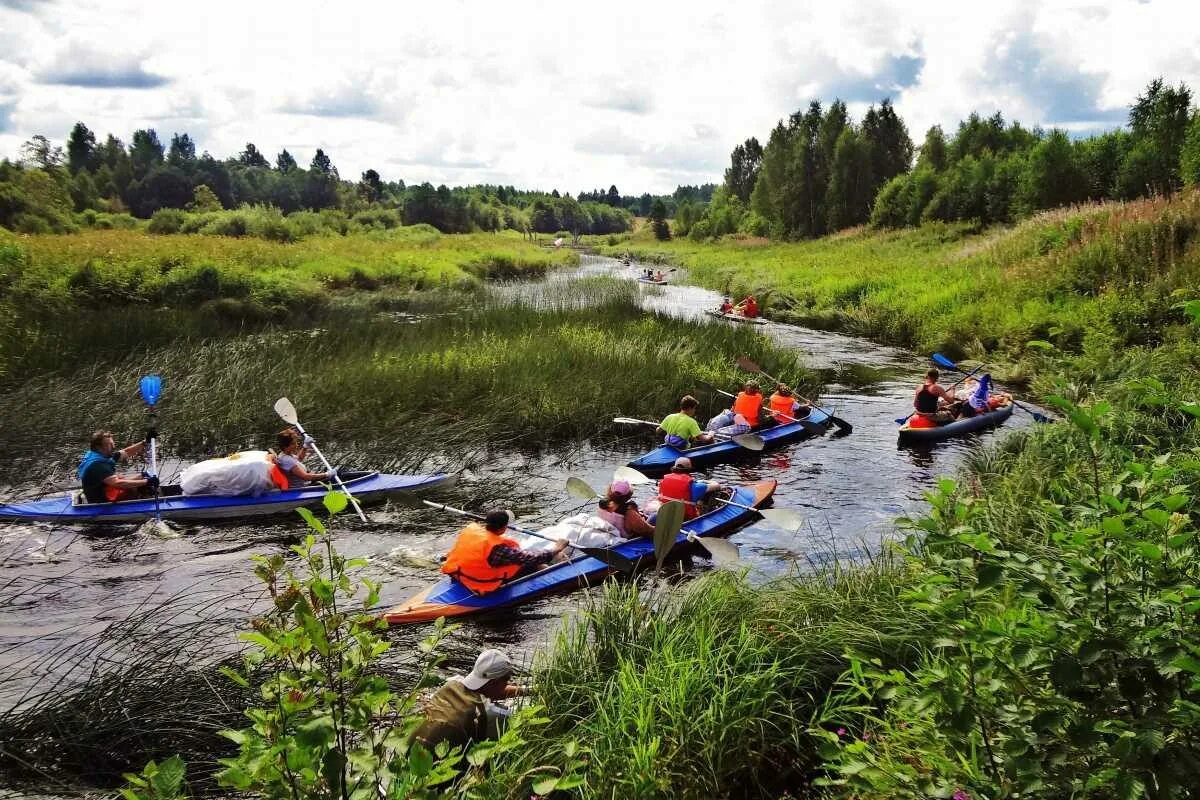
(596, 480), (655, 538)
(767, 384), (805, 424)
(273, 428), (338, 488)
(912, 369), (955, 425)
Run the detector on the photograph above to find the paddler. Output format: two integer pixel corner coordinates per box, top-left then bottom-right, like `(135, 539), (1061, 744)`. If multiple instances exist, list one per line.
(656, 395), (715, 448)
(657, 457), (723, 520)
(768, 384), (804, 424)
(272, 428), (338, 488)
(413, 648), (530, 751)
(912, 369), (955, 425)
(705, 380), (764, 437)
(78, 430), (155, 504)
(734, 295), (759, 318)
(596, 480), (655, 538)
(441, 509), (567, 595)
(718, 297), (734, 314)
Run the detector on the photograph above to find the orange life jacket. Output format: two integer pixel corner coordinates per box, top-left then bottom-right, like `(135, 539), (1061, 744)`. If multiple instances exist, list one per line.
(768, 393), (796, 423)
(742, 300), (758, 318)
(732, 391), (763, 428)
(268, 464), (290, 491)
(658, 472), (697, 520)
(441, 523), (522, 594)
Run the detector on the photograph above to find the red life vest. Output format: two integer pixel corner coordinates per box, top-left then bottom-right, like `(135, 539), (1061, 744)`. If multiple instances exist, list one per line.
(658, 472), (697, 520)
(732, 391), (763, 428)
(441, 523), (522, 594)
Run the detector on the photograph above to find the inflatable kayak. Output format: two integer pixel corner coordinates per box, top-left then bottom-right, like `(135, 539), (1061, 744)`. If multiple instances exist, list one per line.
(627, 408), (831, 476)
(0, 471), (453, 524)
(637, 276), (669, 284)
(705, 309), (766, 325)
(384, 480), (776, 625)
(897, 403), (1014, 444)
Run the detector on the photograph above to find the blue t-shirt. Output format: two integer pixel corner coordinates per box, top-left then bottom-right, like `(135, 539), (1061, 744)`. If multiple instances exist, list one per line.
(79, 450), (118, 503)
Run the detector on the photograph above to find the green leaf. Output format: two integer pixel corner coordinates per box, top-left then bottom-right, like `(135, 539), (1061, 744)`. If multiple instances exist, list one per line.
(1180, 403), (1200, 419)
(323, 491), (348, 515)
(1137, 542), (1163, 561)
(218, 665), (250, 688)
(295, 715), (335, 748)
(296, 506), (325, 535)
(1026, 339), (1054, 351)
(1171, 655), (1200, 675)
(1163, 494), (1189, 512)
(976, 562), (1005, 589)
(1100, 516), (1126, 537)
(408, 743), (434, 777)
(532, 777), (560, 794)
(937, 478), (957, 497)
(1142, 508), (1171, 528)
(150, 755), (185, 797)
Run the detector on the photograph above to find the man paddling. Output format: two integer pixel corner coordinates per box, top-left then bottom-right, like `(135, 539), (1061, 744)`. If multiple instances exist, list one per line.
(657, 457), (722, 520)
(441, 509), (566, 595)
(734, 295), (759, 318)
(413, 648), (530, 751)
(656, 395), (715, 448)
(78, 431), (155, 504)
(911, 369), (955, 425)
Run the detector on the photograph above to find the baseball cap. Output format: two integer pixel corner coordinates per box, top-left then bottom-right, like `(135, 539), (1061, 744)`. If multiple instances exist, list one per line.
(673, 456), (692, 471)
(462, 648), (513, 690)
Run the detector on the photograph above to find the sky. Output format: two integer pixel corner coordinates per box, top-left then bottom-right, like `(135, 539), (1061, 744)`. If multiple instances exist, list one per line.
(0, 0), (1198, 195)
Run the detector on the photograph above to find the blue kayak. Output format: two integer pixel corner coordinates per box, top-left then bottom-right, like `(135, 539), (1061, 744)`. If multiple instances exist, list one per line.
(897, 402), (1014, 444)
(627, 408), (832, 475)
(0, 471), (453, 524)
(384, 480), (777, 625)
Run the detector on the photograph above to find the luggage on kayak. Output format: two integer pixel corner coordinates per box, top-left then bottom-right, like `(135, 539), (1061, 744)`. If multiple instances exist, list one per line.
(509, 514), (623, 555)
(180, 450), (277, 497)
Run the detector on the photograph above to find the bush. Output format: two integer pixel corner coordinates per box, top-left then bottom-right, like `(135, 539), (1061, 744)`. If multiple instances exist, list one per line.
(148, 209), (186, 235)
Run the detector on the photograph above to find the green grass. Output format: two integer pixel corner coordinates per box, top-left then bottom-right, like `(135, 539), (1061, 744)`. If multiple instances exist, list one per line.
(602, 194), (1200, 362)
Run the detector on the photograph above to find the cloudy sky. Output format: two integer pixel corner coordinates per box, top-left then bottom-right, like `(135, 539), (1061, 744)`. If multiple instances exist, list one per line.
(1, 0), (1197, 194)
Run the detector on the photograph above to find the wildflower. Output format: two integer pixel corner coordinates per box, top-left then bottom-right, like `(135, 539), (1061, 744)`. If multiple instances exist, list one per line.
(836, 727), (847, 738)
(953, 789), (970, 800)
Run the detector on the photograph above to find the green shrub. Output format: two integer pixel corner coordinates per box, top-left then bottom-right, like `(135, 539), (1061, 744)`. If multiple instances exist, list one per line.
(148, 209), (186, 235)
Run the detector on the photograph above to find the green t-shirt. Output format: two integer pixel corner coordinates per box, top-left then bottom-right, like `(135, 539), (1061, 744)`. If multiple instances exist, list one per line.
(660, 412), (702, 440)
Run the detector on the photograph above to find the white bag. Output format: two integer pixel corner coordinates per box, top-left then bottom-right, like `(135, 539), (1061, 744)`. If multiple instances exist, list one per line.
(510, 514), (622, 555)
(180, 450), (277, 497)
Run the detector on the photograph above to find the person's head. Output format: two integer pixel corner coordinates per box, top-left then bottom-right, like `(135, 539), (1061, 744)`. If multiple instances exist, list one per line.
(775, 383), (793, 397)
(276, 428), (301, 453)
(607, 480), (633, 502)
(483, 509), (511, 534)
(679, 395), (699, 415)
(462, 648), (514, 699)
(723, 297), (730, 303)
(672, 456), (693, 473)
(747, 295), (756, 303)
(743, 380), (760, 395)
(925, 369), (940, 385)
(89, 430), (116, 456)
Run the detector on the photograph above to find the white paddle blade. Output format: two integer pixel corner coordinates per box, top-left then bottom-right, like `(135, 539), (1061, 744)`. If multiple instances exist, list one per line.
(688, 533), (740, 565)
(612, 466), (654, 485)
(759, 507), (804, 532)
(274, 397), (298, 425)
(732, 433), (765, 451)
(566, 477), (600, 501)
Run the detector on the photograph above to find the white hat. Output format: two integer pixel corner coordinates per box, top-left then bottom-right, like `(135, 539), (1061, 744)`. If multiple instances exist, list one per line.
(462, 648), (513, 691)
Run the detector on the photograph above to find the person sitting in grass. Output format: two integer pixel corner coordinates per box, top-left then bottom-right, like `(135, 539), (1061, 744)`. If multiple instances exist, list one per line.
(596, 480), (655, 539)
(78, 430), (154, 504)
(705, 380), (764, 437)
(656, 395), (716, 448)
(272, 428), (338, 488)
(413, 648), (531, 752)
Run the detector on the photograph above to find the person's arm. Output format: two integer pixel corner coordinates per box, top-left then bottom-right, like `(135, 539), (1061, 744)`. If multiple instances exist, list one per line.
(488, 541), (566, 567)
(623, 508), (656, 538)
(103, 473), (149, 491)
(114, 441), (146, 464)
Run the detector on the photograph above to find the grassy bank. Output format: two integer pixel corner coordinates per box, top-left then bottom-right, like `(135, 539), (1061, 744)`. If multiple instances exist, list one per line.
(604, 193), (1200, 365)
(0, 278), (818, 485)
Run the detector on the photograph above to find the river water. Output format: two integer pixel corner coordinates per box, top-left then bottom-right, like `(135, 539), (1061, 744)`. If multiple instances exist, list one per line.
(0, 255), (1036, 716)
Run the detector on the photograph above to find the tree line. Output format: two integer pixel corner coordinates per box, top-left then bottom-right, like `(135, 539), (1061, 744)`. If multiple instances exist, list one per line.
(679, 78), (1200, 240)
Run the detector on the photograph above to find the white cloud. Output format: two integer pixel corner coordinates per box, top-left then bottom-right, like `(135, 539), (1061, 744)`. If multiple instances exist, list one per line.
(0, 0), (1197, 193)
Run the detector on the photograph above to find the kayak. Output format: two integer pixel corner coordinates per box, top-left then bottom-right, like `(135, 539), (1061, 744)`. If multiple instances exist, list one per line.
(637, 277), (669, 284)
(0, 471), (453, 524)
(384, 480), (777, 625)
(897, 402), (1014, 444)
(705, 309), (766, 325)
(627, 408), (832, 476)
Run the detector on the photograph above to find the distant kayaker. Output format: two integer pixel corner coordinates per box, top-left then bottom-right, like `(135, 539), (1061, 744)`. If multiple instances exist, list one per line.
(657, 457), (722, 520)
(413, 648), (530, 752)
(78, 430), (154, 504)
(596, 480), (655, 539)
(768, 384), (803, 424)
(956, 374), (1004, 419)
(734, 295), (759, 318)
(719, 297), (734, 314)
(442, 509), (567, 595)
(705, 380), (764, 437)
(913, 369), (955, 424)
(657, 395), (716, 447)
(654, 270), (665, 281)
(273, 428), (337, 488)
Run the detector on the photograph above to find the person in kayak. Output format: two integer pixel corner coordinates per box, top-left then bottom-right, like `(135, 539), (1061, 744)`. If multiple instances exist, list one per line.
(657, 457), (723, 520)
(78, 430), (154, 504)
(596, 480), (655, 538)
(734, 295), (759, 318)
(656, 395), (716, 448)
(442, 509), (567, 594)
(912, 369), (955, 425)
(273, 428), (338, 488)
(705, 380), (764, 437)
(413, 648), (530, 752)
(955, 374), (1001, 419)
(768, 384), (805, 424)
(719, 297), (734, 314)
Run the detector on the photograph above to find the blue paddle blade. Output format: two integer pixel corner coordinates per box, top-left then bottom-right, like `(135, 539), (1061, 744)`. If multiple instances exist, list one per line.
(931, 352), (957, 370)
(139, 375), (162, 406)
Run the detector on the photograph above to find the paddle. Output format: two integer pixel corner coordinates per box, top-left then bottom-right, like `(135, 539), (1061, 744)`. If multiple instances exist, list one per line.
(274, 397), (369, 522)
(419, 499), (639, 575)
(735, 356), (854, 434)
(612, 416), (765, 451)
(138, 375), (164, 524)
(931, 353), (1053, 424)
(597, 469), (804, 532)
(564, 477), (740, 565)
(895, 362), (986, 425)
(706, 385), (826, 437)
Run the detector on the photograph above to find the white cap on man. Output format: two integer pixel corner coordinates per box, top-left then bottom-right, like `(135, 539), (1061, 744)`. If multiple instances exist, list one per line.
(462, 648), (513, 691)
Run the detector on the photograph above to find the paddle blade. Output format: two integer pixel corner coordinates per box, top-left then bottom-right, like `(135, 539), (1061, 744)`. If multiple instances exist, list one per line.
(759, 507), (804, 532)
(688, 533), (740, 566)
(566, 476), (600, 501)
(735, 355), (762, 374)
(274, 397), (299, 426)
(653, 501), (685, 571)
(732, 433), (765, 451)
(613, 466), (654, 485)
(613, 417), (657, 426)
(931, 352), (958, 371)
(139, 375), (162, 406)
